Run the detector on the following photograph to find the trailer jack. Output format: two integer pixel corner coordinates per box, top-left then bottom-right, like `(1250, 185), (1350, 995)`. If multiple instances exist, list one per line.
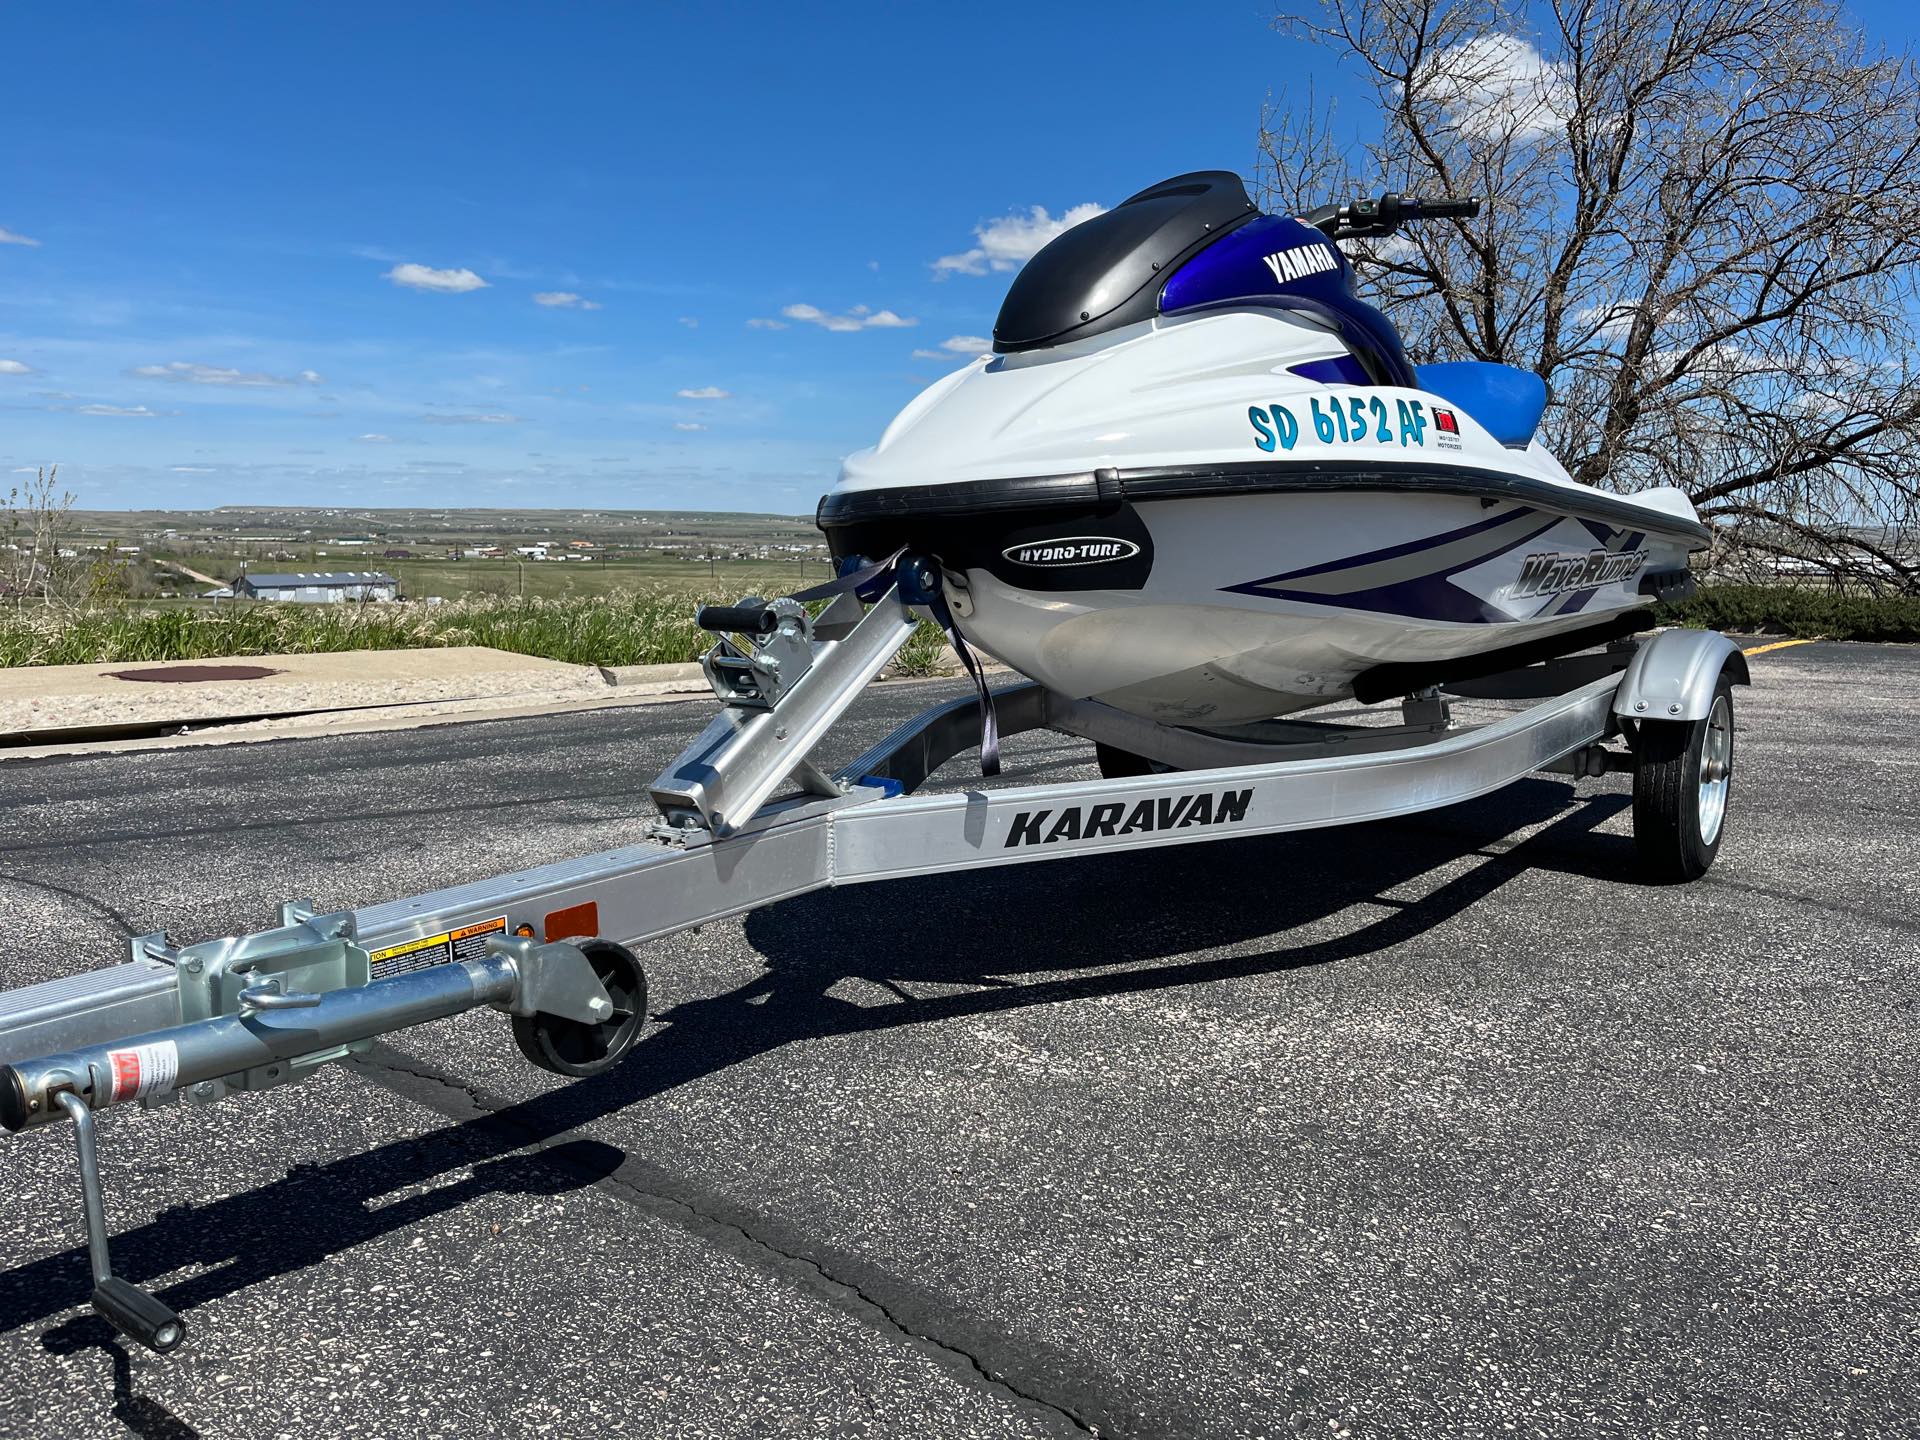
(2, 906), (641, 1352)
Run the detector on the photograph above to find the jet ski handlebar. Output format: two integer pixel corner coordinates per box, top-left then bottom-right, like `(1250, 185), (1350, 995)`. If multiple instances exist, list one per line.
(1303, 192), (1483, 241)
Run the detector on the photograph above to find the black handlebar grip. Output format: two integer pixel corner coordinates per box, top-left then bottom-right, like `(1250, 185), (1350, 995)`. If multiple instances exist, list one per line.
(695, 605), (778, 636)
(93, 1277), (187, 1353)
(1414, 196), (1483, 219)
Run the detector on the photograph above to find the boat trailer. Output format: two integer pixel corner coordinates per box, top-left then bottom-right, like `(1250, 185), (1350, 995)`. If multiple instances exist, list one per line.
(0, 585), (1748, 1353)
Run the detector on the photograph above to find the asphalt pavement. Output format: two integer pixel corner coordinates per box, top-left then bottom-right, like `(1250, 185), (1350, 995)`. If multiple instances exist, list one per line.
(0, 641), (1913, 1439)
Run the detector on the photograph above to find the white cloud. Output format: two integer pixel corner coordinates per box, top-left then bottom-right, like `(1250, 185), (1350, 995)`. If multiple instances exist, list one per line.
(912, 335), (993, 363)
(0, 359), (31, 375)
(676, 385), (731, 400)
(76, 404), (162, 418)
(1787, 390), (1851, 420)
(1418, 35), (1571, 143)
(673, 422), (706, 431)
(932, 202), (1106, 277)
(169, 466), (216, 474)
(0, 227), (40, 248)
(1351, 233), (1420, 264)
(777, 302), (918, 332)
(384, 262), (489, 293)
(131, 361), (324, 388)
(677, 316), (699, 328)
(533, 291), (603, 309)
(356, 433), (394, 443)
(1649, 339), (1769, 381)
(1575, 301), (1638, 343)
(421, 412), (519, 424)
(747, 316), (789, 330)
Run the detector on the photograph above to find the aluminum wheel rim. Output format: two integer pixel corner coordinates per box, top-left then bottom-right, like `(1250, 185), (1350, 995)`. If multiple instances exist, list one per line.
(1698, 694), (1732, 845)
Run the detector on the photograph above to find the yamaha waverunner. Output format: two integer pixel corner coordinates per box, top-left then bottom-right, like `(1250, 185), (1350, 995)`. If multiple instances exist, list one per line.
(817, 171), (1706, 725)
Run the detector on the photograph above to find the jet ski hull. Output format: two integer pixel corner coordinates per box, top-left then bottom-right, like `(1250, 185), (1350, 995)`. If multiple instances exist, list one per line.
(928, 487), (1692, 724)
(818, 298), (1709, 725)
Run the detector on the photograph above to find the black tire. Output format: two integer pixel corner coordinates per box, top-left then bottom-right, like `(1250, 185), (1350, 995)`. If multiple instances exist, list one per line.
(1093, 742), (1158, 779)
(510, 938), (648, 1078)
(1631, 672), (1735, 883)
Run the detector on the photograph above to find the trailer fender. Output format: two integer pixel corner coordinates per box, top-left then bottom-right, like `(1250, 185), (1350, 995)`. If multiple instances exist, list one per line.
(1611, 629), (1750, 722)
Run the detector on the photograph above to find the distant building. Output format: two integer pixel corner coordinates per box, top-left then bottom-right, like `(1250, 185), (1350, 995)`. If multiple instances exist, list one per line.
(235, 571), (398, 604)
(383, 548), (415, 559)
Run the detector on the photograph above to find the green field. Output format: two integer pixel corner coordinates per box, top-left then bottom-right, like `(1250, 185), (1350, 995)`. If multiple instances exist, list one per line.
(148, 550), (837, 602)
(53, 505), (837, 603)
(348, 553), (832, 601)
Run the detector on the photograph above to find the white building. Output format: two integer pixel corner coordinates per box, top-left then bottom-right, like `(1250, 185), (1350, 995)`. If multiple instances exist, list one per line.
(235, 571), (399, 603)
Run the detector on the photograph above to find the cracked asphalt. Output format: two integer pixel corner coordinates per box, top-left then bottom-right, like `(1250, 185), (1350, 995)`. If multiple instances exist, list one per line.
(0, 640), (1913, 1439)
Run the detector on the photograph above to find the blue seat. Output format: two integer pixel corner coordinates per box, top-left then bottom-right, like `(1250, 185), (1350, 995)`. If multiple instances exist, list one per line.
(1415, 361), (1549, 450)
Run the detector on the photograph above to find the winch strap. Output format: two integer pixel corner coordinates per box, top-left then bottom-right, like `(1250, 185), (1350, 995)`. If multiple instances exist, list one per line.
(790, 546), (906, 604)
(929, 591), (1000, 777)
(790, 546), (999, 776)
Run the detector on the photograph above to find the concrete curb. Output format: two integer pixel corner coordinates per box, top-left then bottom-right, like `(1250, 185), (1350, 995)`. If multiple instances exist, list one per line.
(596, 661), (709, 693)
(0, 642), (1014, 760)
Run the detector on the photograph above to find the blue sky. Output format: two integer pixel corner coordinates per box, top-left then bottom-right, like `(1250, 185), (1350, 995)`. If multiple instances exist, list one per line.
(4, 3), (1913, 515)
(0, 3), (1309, 514)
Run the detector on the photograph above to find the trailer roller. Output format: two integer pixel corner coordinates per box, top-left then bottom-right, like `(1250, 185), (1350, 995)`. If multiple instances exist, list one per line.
(0, 580), (1744, 1353)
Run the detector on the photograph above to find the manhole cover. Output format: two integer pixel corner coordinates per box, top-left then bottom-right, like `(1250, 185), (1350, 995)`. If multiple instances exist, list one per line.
(107, 664), (285, 684)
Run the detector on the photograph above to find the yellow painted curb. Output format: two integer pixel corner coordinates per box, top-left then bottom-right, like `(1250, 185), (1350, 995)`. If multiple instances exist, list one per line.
(1740, 637), (1819, 657)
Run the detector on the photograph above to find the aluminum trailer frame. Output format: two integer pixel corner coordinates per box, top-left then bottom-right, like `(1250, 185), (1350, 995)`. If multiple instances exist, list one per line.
(0, 582), (1742, 1352)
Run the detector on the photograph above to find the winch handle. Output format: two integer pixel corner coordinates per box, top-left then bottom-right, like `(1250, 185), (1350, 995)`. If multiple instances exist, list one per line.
(695, 604), (779, 637)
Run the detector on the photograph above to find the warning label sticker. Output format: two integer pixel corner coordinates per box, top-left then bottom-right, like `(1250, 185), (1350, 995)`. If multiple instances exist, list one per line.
(368, 916), (508, 979)
(107, 1040), (180, 1103)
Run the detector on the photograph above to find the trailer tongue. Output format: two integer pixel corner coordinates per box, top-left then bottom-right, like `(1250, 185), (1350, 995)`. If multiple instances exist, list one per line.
(0, 581), (1747, 1353)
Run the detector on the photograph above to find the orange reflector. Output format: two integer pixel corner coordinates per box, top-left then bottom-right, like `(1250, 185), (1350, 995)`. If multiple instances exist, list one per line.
(514, 923), (536, 938)
(544, 901), (600, 943)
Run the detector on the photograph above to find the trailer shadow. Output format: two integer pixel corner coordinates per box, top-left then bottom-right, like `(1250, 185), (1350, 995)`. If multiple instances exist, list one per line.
(36, 1330), (204, 1440)
(0, 780), (1635, 1352)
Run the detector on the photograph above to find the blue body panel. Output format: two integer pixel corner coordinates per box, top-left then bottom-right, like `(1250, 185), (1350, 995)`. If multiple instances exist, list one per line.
(1158, 215), (1556, 441)
(1157, 215), (1417, 387)
(1415, 362), (1550, 450)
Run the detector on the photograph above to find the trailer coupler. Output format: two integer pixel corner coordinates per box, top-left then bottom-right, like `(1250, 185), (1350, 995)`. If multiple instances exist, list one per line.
(0, 905), (647, 1353)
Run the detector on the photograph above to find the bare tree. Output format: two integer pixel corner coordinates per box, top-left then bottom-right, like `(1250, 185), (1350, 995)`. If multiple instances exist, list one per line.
(0, 467), (79, 609)
(1260, 0), (1920, 589)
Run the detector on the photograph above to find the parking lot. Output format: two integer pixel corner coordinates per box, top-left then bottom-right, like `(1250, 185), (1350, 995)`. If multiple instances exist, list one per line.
(0, 639), (1913, 1439)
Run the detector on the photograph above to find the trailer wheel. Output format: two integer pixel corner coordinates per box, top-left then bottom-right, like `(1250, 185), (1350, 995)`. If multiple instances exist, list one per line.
(1631, 673), (1735, 883)
(511, 938), (648, 1078)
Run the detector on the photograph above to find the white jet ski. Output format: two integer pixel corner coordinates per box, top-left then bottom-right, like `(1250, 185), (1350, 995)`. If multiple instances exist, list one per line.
(817, 170), (1705, 725)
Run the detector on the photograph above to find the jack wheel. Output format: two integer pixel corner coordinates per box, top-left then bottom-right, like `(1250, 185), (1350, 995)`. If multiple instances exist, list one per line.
(1631, 672), (1735, 883)
(511, 938), (648, 1078)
